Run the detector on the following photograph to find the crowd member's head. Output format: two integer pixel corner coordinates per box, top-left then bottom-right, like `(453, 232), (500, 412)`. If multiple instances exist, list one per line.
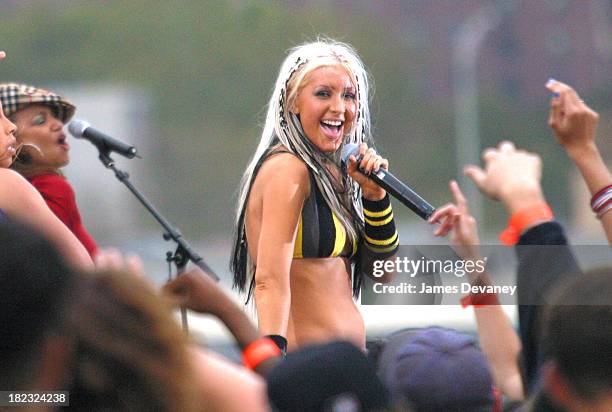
(0, 97), (17, 168)
(266, 340), (390, 411)
(0, 220), (79, 391)
(233, 39), (371, 292)
(0, 83), (75, 177)
(543, 267), (612, 412)
(66, 269), (199, 411)
(375, 327), (497, 411)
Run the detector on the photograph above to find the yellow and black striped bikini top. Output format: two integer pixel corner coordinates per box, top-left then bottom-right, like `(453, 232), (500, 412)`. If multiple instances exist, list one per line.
(293, 171), (357, 259)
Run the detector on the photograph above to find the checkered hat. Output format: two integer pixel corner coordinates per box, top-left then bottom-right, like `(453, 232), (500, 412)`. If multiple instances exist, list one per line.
(0, 83), (75, 124)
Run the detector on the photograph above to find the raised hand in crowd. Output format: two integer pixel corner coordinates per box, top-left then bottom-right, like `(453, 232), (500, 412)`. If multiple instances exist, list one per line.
(546, 79), (612, 244)
(546, 79), (599, 155)
(464, 141), (546, 218)
(429, 180), (524, 401)
(464, 141), (584, 398)
(163, 268), (280, 376)
(430, 180), (479, 259)
(464, 141), (556, 248)
(164, 269), (244, 319)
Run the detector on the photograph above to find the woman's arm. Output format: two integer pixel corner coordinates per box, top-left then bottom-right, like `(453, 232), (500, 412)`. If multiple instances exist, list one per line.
(346, 143), (399, 282)
(189, 346), (271, 412)
(164, 268), (259, 349)
(359, 195), (399, 283)
(0, 169), (93, 270)
(463, 142), (580, 391)
(429, 180), (524, 400)
(546, 80), (612, 244)
(163, 268), (280, 376)
(251, 154), (309, 341)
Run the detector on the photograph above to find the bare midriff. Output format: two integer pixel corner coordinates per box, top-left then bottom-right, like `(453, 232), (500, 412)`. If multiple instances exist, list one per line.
(286, 257), (365, 351)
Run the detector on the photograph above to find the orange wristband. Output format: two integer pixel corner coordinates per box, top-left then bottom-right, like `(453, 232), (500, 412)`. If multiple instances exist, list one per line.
(461, 292), (500, 308)
(461, 278), (501, 308)
(242, 337), (281, 370)
(499, 203), (553, 246)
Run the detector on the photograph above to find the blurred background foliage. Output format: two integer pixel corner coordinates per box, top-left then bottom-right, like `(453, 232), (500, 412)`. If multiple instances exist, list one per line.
(0, 0), (610, 248)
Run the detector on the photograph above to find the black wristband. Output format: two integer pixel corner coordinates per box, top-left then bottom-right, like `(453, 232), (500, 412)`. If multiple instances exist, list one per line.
(362, 193), (391, 211)
(265, 334), (287, 356)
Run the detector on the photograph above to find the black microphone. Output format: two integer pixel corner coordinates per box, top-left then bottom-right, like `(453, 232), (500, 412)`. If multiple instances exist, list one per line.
(341, 144), (436, 220)
(68, 120), (138, 159)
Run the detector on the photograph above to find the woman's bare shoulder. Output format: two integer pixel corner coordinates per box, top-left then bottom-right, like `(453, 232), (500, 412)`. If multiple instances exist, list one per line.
(0, 168), (34, 193)
(0, 169), (41, 207)
(0, 169), (48, 220)
(0, 167), (27, 180)
(256, 152), (310, 189)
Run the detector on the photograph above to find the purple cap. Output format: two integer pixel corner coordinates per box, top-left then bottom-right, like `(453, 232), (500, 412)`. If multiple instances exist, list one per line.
(378, 327), (494, 411)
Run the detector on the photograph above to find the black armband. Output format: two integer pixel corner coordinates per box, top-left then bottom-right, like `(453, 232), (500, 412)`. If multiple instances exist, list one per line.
(362, 194), (399, 257)
(265, 334), (288, 356)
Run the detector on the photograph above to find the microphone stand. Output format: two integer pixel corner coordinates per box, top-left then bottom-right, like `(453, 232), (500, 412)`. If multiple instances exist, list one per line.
(96, 149), (219, 333)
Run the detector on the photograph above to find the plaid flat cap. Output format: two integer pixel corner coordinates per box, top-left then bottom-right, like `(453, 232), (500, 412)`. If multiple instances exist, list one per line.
(0, 83), (75, 124)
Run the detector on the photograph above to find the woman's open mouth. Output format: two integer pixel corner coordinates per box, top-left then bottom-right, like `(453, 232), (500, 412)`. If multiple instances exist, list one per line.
(58, 135), (70, 150)
(320, 119), (344, 140)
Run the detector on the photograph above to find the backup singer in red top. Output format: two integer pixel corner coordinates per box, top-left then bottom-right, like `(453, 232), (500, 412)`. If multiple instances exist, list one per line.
(0, 83), (98, 257)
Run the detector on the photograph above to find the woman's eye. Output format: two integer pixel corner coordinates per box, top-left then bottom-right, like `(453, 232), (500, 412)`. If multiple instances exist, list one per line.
(315, 90), (330, 97)
(32, 115), (45, 125)
(343, 92), (356, 100)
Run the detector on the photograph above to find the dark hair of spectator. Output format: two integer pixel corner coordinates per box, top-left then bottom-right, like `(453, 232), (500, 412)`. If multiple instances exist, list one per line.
(0, 220), (78, 388)
(544, 267), (612, 399)
(66, 270), (199, 411)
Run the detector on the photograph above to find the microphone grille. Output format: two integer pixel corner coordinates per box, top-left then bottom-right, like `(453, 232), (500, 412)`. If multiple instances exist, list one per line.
(68, 119), (91, 138)
(340, 143), (360, 167)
